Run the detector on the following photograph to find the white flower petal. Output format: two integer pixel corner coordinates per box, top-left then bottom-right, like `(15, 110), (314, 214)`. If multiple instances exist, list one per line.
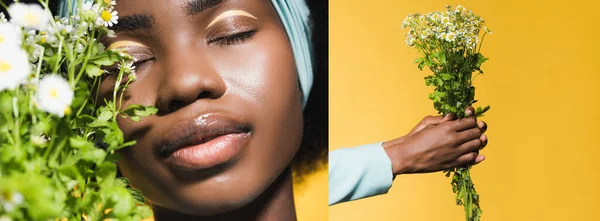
(0, 23), (20, 49)
(0, 47), (30, 92)
(8, 3), (50, 30)
(36, 75), (74, 117)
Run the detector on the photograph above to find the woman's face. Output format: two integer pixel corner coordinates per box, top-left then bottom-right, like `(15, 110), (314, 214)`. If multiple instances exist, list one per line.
(98, 0), (303, 215)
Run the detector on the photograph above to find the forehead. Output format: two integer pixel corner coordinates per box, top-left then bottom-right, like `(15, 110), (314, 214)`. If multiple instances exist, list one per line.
(112, 0), (269, 17)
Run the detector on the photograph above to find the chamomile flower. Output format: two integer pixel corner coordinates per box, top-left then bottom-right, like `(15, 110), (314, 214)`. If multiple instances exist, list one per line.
(0, 23), (20, 49)
(106, 29), (116, 38)
(455, 5), (465, 13)
(401, 18), (411, 29)
(441, 16), (451, 26)
(119, 61), (136, 75)
(445, 32), (457, 42)
(29, 44), (44, 62)
(103, 0), (117, 6)
(8, 3), (50, 30)
(0, 191), (24, 212)
(97, 8), (118, 27)
(0, 48), (31, 92)
(31, 134), (48, 146)
(56, 19), (75, 36)
(81, 2), (101, 14)
(438, 32), (447, 40)
(429, 12), (441, 22)
(0, 12), (7, 23)
(36, 75), (74, 117)
(405, 32), (415, 46)
(484, 26), (492, 34)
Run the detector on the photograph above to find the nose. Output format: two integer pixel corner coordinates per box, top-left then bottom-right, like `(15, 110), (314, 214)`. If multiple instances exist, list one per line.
(156, 49), (226, 114)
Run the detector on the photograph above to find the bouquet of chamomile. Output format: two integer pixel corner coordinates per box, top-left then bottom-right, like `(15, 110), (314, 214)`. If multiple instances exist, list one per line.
(0, 1), (156, 220)
(402, 5), (492, 221)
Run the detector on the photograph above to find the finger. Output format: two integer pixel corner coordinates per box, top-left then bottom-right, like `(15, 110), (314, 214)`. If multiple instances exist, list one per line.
(421, 115), (445, 126)
(479, 134), (488, 150)
(451, 117), (478, 131)
(478, 121), (487, 132)
(457, 137), (482, 154)
(456, 127), (482, 144)
(472, 155), (485, 165)
(454, 152), (479, 167)
(465, 106), (475, 117)
(441, 113), (457, 123)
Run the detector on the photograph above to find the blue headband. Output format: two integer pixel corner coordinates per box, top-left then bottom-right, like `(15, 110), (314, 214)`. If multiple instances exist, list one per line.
(58, 0), (314, 107)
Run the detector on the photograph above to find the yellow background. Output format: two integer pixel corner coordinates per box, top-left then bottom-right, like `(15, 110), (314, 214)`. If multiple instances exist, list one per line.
(294, 168), (328, 221)
(330, 0), (600, 221)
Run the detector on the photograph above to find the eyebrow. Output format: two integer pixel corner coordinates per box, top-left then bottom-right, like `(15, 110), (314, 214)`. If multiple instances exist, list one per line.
(110, 14), (154, 33)
(185, 0), (224, 16)
(109, 0), (225, 33)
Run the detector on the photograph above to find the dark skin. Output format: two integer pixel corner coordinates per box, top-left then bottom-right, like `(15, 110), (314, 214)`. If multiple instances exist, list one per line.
(95, 0), (487, 220)
(98, 0), (302, 220)
(384, 107), (489, 176)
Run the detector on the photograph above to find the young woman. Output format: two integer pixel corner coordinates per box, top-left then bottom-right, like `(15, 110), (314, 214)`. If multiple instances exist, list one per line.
(58, 0), (327, 220)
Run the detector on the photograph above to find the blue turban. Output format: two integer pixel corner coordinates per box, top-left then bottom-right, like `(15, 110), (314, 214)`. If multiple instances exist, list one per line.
(58, 0), (314, 107)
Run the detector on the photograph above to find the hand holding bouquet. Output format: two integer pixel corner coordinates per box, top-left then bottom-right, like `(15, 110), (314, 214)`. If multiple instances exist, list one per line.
(402, 5), (492, 221)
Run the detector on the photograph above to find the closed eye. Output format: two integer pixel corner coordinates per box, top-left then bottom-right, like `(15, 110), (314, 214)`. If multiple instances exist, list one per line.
(207, 30), (257, 46)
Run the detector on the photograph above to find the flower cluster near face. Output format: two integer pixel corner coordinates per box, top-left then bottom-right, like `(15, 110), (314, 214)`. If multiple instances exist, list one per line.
(402, 5), (491, 52)
(0, 1), (154, 220)
(0, 0), (120, 117)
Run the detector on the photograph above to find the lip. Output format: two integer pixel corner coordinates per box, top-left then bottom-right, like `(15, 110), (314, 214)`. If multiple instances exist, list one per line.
(159, 113), (252, 170)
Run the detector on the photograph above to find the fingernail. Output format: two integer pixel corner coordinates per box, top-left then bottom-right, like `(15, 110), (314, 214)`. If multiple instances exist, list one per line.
(476, 155), (485, 162)
(481, 134), (487, 141)
(466, 109), (473, 116)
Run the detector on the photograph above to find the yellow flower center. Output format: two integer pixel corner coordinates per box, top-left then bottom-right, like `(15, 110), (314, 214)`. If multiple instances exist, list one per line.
(0, 60), (12, 72)
(0, 35), (4, 44)
(64, 106), (72, 115)
(50, 88), (58, 98)
(104, 0), (111, 4)
(101, 11), (112, 22)
(25, 12), (40, 25)
(1, 191), (13, 201)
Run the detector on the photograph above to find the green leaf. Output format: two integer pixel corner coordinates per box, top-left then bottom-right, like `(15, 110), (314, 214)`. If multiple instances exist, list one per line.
(104, 187), (134, 218)
(439, 73), (454, 80)
(85, 64), (103, 77)
(120, 104), (158, 121)
(474, 53), (489, 69)
(475, 105), (491, 117)
(81, 148), (107, 164)
(128, 188), (145, 204)
(91, 55), (117, 67)
(0, 92), (12, 112)
(69, 136), (92, 149)
(96, 161), (117, 184)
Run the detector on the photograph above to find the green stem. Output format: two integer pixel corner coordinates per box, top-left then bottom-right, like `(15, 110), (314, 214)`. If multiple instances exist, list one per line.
(74, 32), (96, 85)
(12, 96), (21, 149)
(55, 37), (64, 74)
(0, 1), (8, 10)
(478, 32), (488, 54)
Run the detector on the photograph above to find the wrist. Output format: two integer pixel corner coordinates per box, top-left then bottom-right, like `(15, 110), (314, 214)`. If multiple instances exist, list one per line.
(383, 140), (411, 175)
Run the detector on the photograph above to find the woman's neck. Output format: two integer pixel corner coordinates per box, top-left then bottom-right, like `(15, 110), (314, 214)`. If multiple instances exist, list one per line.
(152, 168), (297, 221)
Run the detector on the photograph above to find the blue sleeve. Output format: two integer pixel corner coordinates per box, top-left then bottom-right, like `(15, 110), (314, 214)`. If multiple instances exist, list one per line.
(328, 142), (394, 206)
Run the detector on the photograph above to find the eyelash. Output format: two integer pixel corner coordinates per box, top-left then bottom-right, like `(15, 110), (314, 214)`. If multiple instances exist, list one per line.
(106, 59), (152, 77)
(208, 30), (257, 46)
